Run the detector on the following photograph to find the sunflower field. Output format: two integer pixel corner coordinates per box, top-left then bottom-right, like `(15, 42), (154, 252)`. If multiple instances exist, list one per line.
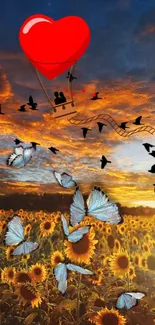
(0, 208), (155, 325)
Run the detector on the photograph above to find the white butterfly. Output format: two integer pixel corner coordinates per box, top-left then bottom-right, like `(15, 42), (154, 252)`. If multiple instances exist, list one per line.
(7, 142), (40, 168)
(54, 262), (93, 294)
(61, 214), (90, 242)
(116, 292), (145, 310)
(53, 171), (77, 188)
(70, 187), (122, 226)
(5, 216), (39, 255)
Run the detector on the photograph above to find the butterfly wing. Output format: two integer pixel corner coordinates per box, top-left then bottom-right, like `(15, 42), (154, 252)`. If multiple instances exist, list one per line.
(67, 264), (93, 275)
(5, 216), (24, 245)
(123, 294), (137, 309)
(54, 263), (67, 294)
(68, 226), (90, 243)
(126, 292), (145, 300)
(61, 214), (69, 236)
(53, 171), (62, 186)
(12, 241), (39, 256)
(14, 146), (24, 155)
(70, 188), (86, 226)
(10, 154), (25, 168)
(61, 173), (77, 188)
(116, 294), (125, 309)
(23, 147), (33, 165)
(87, 188), (121, 224)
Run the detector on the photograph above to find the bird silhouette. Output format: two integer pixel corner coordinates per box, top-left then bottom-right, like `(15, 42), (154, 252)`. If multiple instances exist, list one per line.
(90, 92), (102, 100)
(30, 142), (40, 150)
(143, 143), (155, 153)
(148, 164), (155, 173)
(18, 105), (26, 112)
(97, 122), (107, 133)
(48, 147), (59, 154)
(133, 116), (144, 125)
(100, 155), (111, 169)
(149, 151), (155, 158)
(119, 122), (129, 130)
(0, 104), (4, 115)
(67, 72), (77, 82)
(81, 128), (91, 138)
(27, 96), (38, 110)
(14, 139), (23, 145)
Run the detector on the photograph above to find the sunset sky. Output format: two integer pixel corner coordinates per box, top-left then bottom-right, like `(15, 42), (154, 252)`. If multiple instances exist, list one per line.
(0, 0), (155, 207)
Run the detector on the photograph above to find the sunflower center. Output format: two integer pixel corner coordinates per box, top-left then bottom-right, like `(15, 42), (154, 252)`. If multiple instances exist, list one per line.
(20, 286), (36, 301)
(147, 255), (155, 270)
(71, 234), (90, 254)
(117, 255), (129, 269)
(55, 256), (62, 264)
(34, 267), (42, 275)
(107, 235), (114, 249)
(101, 313), (119, 325)
(8, 270), (14, 278)
(44, 222), (51, 230)
(17, 273), (31, 283)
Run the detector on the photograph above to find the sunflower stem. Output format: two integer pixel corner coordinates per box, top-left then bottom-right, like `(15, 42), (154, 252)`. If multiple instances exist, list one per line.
(76, 273), (82, 322)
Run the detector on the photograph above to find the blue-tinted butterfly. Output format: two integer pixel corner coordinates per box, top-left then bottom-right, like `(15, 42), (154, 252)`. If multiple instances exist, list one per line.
(116, 292), (145, 310)
(70, 187), (122, 226)
(5, 216), (39, 255)
(61, 214), (90, 243)
(53, 171), (77, 188)
(7, 142), (40, 168)
(54, 262), (93, 294)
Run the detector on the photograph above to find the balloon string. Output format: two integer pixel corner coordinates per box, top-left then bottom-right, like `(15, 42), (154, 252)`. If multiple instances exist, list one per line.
(68, 114), (155, 137)
(34, 68), (56, 112)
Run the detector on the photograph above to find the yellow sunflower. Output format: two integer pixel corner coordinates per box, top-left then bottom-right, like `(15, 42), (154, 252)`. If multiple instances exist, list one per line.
(128, 266), (136, 280)
(110, 251), (130, 278)
(103, 256), (110, 266)
(51, 251), (64, 267)
(5, 246), (15, 261)
(132, 237), (139, 246)
(40, 220), (55, 237)
(114, 239), (121, 252)
(24, 224), (32, 236)
(132, 253), (141, 267)
(141, 243), (150, 255)
(141, 257), (148, 270)
(22, 254), (30, 262)
(91, 308), (126, 325)
(107, 235), (115, 249)
(30, 263), (47, 282)
(106, 226), (112, 235)
(16, 283), (41, 308)
(1, 267), (16, 283)
(147, 255), (155, 271)
(0, 220), (7, 233)
(117, 225), (126, 235)
(54, 213), (61, 223)
(64, 229), (98, 264)
(14, 270), (32, 284)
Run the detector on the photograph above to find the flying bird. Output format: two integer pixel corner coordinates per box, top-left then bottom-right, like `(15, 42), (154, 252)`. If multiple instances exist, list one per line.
(81, 128), (91, 138)
(67, 72), (77, 82)
(97, 122), (107, 133)
(7, 142), (40, 168)
(48, 147), (59, 154)
(148, 164), (155, 173)
(90, 92), (102, 100)
(14, 139), (23, 145)
(100, 155), (111, 169)
(149, 151), (155, 158)
(143, 143), (155, 153)
(18, 105), (26, 112)
(5, 216), (39, 255)
(133, 116), (144, 125)
(119, 122), (129, 130)
(27, 96), (38, 110)
(53, 171), (77, 188)
(0, 104), (4, 115)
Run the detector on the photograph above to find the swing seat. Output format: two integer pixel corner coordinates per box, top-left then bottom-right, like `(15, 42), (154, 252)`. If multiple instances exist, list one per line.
(53, 100), (77, 120)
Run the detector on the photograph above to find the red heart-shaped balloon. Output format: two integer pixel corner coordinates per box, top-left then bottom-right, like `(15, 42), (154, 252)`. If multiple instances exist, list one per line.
(19, 14), (91, 80)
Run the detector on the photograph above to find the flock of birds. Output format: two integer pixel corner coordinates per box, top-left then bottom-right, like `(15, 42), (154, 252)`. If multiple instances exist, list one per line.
(143, 142), (155, 192)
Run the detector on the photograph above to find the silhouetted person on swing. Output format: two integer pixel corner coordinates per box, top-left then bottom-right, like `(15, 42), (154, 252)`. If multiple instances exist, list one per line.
(54, 92), (61, 105)
(59, 92), (67, 104)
